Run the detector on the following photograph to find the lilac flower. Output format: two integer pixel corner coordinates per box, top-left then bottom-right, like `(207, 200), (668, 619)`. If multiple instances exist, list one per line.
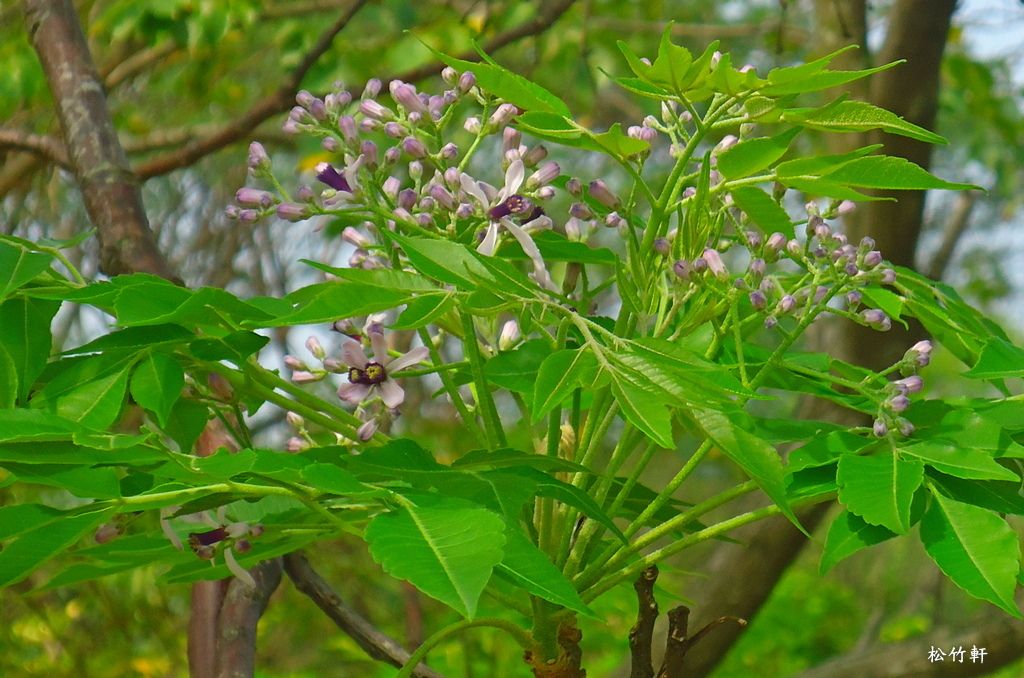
(673, 260), (691, 281)
(894, 375), (924, 395)
(277, 202), (312, 222)
(235, 188), (275, 208)
(498, 320), (520, 351)
(588, 179), (622, 209)
(702, 248), (729, 279)
(336, 332), (429, 408)
(873, 419), (888, 437)
(457, 71), (476, 94)
(316, 162), (352, 193)
(749, 290), (768, 312)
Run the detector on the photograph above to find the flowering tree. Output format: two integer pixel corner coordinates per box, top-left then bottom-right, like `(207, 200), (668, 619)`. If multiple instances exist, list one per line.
(2, 19), (1023, 678)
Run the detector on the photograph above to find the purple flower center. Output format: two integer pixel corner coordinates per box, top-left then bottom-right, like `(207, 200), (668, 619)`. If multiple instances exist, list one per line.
(188, 527), (227, 551)
(488, 194), (532, 220)
(349, 362), (387, 385)
(316, 164), (352, 192)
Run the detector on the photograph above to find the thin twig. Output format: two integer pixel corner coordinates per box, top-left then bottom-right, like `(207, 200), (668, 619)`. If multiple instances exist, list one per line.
(657, 606), (690, 678)
(282, 551), (448, 678)
(0, 129), (70, 171)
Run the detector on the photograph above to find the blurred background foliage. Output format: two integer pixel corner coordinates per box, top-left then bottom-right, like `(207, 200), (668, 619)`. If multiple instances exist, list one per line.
(2, 1), (1024, 676)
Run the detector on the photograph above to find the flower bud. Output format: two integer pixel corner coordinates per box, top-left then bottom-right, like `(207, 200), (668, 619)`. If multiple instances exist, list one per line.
(297, 185), (315, 203)
(441, 66), (458, 84)
(745, 231), (763, 250)
(342, 226), (371, 249)
(778, 295), (797, 314)
(846, 289), (862, 307)
(296, 90), (316, 108)
(384, 146), (401, 165)
(358, 419), (379, 442)
(284, 355), (308, 371)
(247, 141), (271, 175)
(456, 203), (474, 220)
(873, 418), (888, 437)
(564, 217), (583, 242)
(309, 98), (329, 122)
(844, 262), (860, 277)
(286, 411), (304, 429)
(896, 418), (915, 437)
(565, 177), (582, 197)
(522, 145), (548, 167)
(392, 83), (428, 115)
(408, 161), (423, 181)
(362, 78), (382, 99)
(464, 117), (482, 134)
(383, 121), (405, 138)
(321, 136), (342, 153)
(862, 250), (883, 268)
(702, 248), (729, 279)
(859, 236), (876, 252)
(291, 371), (320, 384)
(569, 202), (594, 220)
(886, 394), (910, 412)
(502, 127), (522, 153)
(498, 320), (520, 351)
(859, 309), (891, 331)
(359, 99), (393, 121)
(440, 142), (458, 160)
(653, 238), (671, 257)
(305, 336), (326, 360)
(457, 71), (476, 94)
(748, 258), (766, 281)
(749, 289), (767, 312)
(880, 268), (897, 284)
(276, 202), (311, 222)
(691, 257), (708, 274)
(285, 437), (309, 453)
(673, 260), (691, 281)
(895, 375), (924, 395)
(235, 188), (275, 208)
(95, 523), (121, 544)
(588, 179), (621, 209)
(786, 239), (803, 257)
(489, 103), (518, 128)
(712, 134), (738, 156)
(764, 316), (778, 329)
(360, 140), (379, 169)
(604, 212), (624, 229)
(526, 161), (560, 189)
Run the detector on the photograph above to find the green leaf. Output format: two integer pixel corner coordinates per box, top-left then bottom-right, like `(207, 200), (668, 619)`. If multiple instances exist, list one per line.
(532, 348), (597, 423)
(777, 176), (882, 202)
(502, 231), (617, 266)
(0, 240), (53, 300)
(785, 100), (948, 144)
(592, 123), (650, 159)
(129, 353), (184, 427)
(302, 264), (439, 292)
(425, 47), (571, 118)
(963, 338), (1024, 379)
(392, 293), (456, 330)
(163, 399), (210, 453)
(0, 296), (59, 402)
(728, 186), (795, 238)
(0, 346), (16, 409)
(442, 470), (539, 519)
(0, 409), (85, 442)
(0, 503), (63, 540)
(0, 463), (121, 498)
(822, 156), (979, 191)
(775, 145), (881, 179)
(453, 448), (587, 474)
(391, 233), (491, 290)
(496, 529), (594, 617)
(819, 509), (897, 574)
(189, 331), (269, 363)
(763, 59), (897, 96)
(267, 282), (409, 326)
(927, 474), (1024, 516)
(55, 363), (134, 430)
(484, 339), (548, 395)
(901, 442), (1018, 481)
(717, 127), (801, 180)
(691, 407), (801, 531)
(191, 448), (256, 478)
(301, 463), (369, 495)
(62, 324), (195, 356)
(0, 505), (115, 587)
(921, 492), (1021, 617)
(611, 374), (673, 448)
(837, 453), (924, 534)
(365, 496), (505, 618)
(506, 466), (624, 541)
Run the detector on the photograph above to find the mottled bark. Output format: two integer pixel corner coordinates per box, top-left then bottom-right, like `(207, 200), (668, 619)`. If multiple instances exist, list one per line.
(23, 0), (180, 282)
(215, 559), (283, 678)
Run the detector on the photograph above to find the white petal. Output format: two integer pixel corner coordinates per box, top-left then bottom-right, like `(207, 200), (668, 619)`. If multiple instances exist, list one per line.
(340, 340), (369, 368)
(378, 378), (406, 408)
(502, 218), (559, 293)
(503, 159), (525, 198)
(388, 346), (429, 373)
(337, 382), (372, 404)
(344, 155), (363, 191)
(370, 332), (390, 365)
(224, 548), (256, 589)
(477, 221), (499, 256)
(460, 174), (489, 207)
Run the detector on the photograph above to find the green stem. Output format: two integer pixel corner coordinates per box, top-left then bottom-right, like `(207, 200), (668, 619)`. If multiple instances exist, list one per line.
(417, 327), (488, 448)
(460, 309), (506, 449)
(582, 493), (833, 602)
(395, 618), (533, 678)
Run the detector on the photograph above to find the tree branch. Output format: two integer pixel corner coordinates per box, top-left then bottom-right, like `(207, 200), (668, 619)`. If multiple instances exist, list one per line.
(135, 0), (577, 180)
(923, 191), (980, 281)
(282, 551), (448, 678)
(134, 0), (370, 180)
(215, 559), (284, 678)
(656, 606), (689, 678)
(0, 129), (70, 170)
(629, 566), (659, 678)
(23, 0), (180, 281)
